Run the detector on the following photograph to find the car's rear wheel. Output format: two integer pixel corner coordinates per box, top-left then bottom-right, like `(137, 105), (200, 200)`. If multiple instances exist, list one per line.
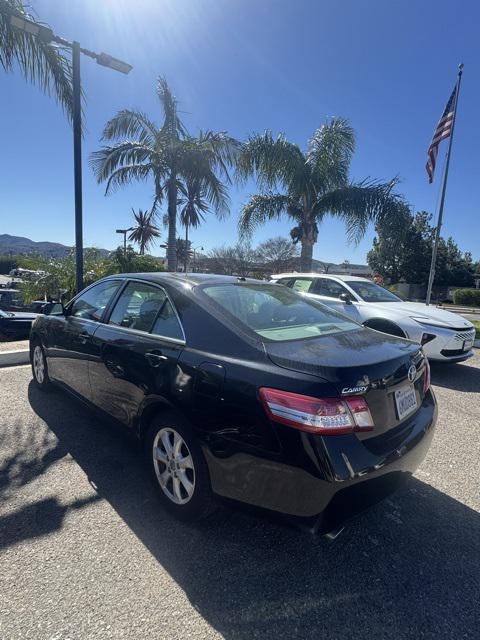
(31, 340), (51, 390)
(145, 412), (216, 521)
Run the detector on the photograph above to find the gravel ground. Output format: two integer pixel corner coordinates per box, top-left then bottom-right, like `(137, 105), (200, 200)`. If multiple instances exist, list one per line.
(0, 356), (479, 640)
(0, 340), (28, 353)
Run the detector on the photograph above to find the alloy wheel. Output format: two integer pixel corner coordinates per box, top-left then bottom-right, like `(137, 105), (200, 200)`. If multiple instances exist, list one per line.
(152, 427), (195, 505)
(33, 345), (45, 384)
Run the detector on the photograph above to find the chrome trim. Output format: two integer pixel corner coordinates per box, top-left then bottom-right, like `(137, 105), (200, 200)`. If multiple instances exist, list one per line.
(100, 321), (185, 346)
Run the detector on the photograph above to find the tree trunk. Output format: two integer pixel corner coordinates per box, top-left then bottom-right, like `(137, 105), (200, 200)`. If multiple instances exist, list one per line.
(184, 222), (189, 273)
(300, 237), (314, 271)
(167, 175), (177, 271)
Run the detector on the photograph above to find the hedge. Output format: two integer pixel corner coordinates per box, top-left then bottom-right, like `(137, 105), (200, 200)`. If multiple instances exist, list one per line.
(453, 288), (480, 307)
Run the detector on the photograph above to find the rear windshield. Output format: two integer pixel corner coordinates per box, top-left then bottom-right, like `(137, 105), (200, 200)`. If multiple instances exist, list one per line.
(201, 282), (359, 342)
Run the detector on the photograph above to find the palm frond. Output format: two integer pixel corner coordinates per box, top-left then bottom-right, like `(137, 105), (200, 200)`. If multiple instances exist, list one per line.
(101, 109), (158, 146)
(238, 193), (300, 238)
(0, 0), (74, 119)
(315, 178), (405, 244)
(102, 164), (154, 195)
(197, 169), (230, 218)
(90, 142), (158, 186)
(236, 131), (307, 193)
(306, 117), (355, 193)
(156, 76), (188, 138)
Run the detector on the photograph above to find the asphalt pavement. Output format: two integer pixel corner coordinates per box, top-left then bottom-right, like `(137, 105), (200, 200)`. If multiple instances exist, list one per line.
(0, 357), (479, 640)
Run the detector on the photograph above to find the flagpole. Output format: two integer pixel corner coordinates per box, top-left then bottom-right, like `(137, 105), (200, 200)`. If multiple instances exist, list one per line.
(425, 63), (464, 305)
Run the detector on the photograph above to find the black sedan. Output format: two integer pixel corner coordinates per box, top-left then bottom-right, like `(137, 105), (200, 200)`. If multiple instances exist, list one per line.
(29, 273), (437, 533)
(0, 309), (38, 341)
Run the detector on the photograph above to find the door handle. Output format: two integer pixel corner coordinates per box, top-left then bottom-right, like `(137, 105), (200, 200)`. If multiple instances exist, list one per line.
(145, 351), (168, 368)
(78, 331), (90, 344)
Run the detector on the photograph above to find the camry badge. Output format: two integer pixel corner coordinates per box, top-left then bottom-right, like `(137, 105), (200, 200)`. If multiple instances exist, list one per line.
(408, 364), (417, 382)
(341, 385), (368, 395)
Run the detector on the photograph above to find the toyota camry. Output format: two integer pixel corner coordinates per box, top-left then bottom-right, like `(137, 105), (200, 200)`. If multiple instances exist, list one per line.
(29, 273), (437, 534)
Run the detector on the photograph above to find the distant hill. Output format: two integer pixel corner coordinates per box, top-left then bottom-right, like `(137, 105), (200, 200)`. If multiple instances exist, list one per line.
(0, 234), (109, 258)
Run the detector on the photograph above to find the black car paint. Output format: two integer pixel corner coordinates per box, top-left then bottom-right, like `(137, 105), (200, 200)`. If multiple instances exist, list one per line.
(30, 273), (437, 532)
(0, 310), (38, 340)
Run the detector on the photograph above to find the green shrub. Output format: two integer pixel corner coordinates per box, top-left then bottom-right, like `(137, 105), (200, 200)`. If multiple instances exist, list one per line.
(453, 288), (480, 307)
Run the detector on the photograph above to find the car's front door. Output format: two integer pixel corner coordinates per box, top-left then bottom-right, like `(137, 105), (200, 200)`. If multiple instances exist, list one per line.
(46, 279), (121, 400)
(309, 278), (362, 321)
(89, 280), (185, 428)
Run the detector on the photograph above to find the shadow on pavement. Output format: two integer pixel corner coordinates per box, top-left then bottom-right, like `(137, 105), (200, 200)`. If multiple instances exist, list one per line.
(430, 359), (480, 392)
(19, 383), (479, 640)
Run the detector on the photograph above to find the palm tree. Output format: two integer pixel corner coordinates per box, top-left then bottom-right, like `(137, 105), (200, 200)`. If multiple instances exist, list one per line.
(0, 0), (73, 117)
(90, 77), (239, 271)
(128, 208), (160, 255)
(237, 118), (405, 271)
(177, 176), (215, 271)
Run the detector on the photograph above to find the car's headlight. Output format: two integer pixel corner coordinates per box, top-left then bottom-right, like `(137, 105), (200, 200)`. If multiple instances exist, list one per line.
(411, 316), (451, 329)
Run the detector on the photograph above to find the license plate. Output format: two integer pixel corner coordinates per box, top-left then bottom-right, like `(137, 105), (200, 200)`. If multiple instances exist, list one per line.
(395, 385), (417, 421)
(463, 339), (474, 351)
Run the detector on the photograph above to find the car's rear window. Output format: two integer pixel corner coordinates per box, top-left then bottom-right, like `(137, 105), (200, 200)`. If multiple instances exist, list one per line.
(201, 283), (359, 342)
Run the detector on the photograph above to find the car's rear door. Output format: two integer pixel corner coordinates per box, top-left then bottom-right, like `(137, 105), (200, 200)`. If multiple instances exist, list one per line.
(89, 279), (185, 428)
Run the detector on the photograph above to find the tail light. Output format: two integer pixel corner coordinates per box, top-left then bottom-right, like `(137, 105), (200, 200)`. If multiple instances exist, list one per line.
(423, 357), (431, 393)
(259, 388), (374, 435)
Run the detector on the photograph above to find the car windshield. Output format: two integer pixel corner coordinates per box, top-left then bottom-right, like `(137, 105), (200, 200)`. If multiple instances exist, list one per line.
(346, 281), (402, 303)
(201, 282), (359, 342)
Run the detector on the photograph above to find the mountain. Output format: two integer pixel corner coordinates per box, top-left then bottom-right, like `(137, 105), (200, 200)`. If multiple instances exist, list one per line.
(0, 234), (109, 258)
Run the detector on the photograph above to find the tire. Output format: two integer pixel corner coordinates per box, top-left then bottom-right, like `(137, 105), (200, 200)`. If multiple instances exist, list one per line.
(144, 411), (216, 521)
(363, 319), (406, 338)
(31, 339), (52, 391)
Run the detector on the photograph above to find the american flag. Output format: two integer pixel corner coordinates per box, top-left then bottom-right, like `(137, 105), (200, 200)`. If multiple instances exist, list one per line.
(426, 86), (457, 183)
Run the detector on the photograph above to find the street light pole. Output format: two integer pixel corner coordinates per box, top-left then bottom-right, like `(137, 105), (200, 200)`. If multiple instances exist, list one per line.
(72, 42), (84, 292)
(6, 9), (132, 294)
(116, 228), (133, 255)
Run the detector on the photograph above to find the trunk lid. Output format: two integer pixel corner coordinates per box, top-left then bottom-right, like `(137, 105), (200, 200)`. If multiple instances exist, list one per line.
(264, 327), (427, 437)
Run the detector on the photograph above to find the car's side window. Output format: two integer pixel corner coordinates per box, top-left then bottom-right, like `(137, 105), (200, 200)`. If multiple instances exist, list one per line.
(109, 282), (167, 333)
(70, 280), (120, 321)
(314, 278), (349, 299)
(291, 278), (314, 293)
(276, 278), (294, 287)
(151, 299), (184, 341)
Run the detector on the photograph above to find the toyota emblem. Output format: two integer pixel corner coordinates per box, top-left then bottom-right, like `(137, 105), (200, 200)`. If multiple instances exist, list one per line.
(408, 364), (417, 382)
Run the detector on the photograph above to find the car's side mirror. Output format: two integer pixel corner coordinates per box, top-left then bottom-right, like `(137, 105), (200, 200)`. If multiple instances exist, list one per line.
(339, 292), (353, 305)
(45, 302), (65, 316)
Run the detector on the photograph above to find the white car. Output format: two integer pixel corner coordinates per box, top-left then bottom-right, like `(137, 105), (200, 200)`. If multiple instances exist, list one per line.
(271, 273), (475, 362)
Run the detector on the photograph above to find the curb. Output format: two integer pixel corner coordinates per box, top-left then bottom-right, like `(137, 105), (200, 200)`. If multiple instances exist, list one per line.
(0, 349), (30, 368)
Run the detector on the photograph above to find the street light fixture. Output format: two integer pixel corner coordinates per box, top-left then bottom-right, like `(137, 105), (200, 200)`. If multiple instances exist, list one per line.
(8, 10), (132, 294)
(116, 228), (134, 255)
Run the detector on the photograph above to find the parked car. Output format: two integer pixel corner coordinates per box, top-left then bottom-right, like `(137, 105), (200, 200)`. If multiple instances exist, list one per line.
(271, 273), (475, 363)
(0, 309), (38, 341)
(0, 288), (25, 312)
(29, 273), (436, 533)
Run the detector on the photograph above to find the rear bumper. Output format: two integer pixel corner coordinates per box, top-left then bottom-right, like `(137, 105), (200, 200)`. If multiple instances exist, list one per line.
(204, 391), (437, 532)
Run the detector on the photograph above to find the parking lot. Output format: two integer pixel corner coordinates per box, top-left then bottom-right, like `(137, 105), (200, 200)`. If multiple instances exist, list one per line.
(0, 356), (479, 640)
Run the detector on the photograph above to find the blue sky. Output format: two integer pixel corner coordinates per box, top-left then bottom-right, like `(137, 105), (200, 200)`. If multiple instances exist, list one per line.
(1, 0), (479, 263)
